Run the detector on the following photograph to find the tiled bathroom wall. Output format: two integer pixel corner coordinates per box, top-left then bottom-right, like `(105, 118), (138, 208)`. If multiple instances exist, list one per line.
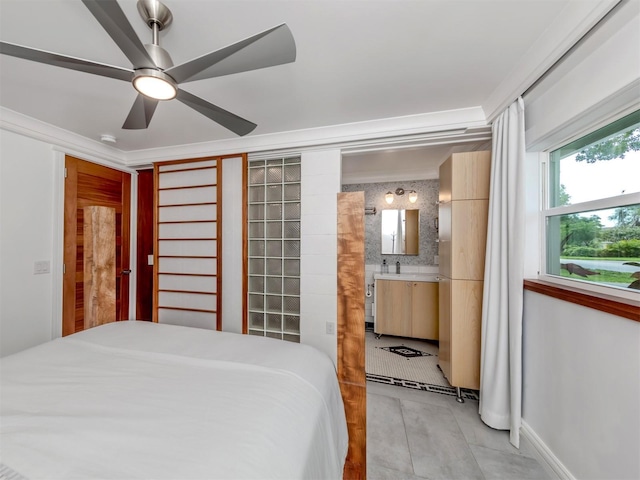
(342, 179), (439, 266)
(342, 179), (440, 324)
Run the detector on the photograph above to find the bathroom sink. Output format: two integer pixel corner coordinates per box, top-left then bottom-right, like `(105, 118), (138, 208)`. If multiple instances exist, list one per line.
(374, 273), (439, 282)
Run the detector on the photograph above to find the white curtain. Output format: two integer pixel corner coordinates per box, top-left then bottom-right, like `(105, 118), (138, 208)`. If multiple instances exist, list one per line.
(479, 97), (525, 448)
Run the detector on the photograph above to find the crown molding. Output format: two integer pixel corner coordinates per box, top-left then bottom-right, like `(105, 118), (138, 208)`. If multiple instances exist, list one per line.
(1, 105), (489, 167)
(482, 0), (621, 123)
(0, 107), (127, 166)
(123, 106), (488, 165)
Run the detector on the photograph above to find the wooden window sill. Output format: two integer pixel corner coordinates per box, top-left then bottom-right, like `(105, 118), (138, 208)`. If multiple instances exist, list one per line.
(524, 279), (640, 323)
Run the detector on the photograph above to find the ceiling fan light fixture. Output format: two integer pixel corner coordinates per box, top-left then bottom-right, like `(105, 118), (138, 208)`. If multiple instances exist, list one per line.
(133, 69), (177, 100)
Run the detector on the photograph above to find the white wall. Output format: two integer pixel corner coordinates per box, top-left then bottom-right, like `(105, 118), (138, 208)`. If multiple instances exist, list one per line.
(521, 2), (640, 478)
(300, 149), (341, 363)
(523, 292), (640, 479)
(0, 129), (56, 356)
(221, 156), (244, 334)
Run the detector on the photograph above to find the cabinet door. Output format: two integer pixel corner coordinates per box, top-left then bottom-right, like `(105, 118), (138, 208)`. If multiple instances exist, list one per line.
(411, 282), (439, 340)
(451, 151), (491, 200)
(438, 201), (452, 279)
(437, 276), (452, 381)
(450, 279), (483, 390)
(376, 280), (411, 336)
(450, 199), (488, 280)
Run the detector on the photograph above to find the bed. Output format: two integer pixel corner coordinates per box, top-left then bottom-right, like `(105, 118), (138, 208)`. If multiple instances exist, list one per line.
(0, 321), (348, 479)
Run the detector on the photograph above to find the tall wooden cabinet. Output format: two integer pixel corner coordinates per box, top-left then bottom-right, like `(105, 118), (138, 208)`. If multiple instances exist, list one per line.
(438, 151), (490, 394)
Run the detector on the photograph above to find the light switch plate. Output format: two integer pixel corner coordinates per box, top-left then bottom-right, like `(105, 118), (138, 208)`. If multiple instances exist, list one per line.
(34, 260), (50, 274)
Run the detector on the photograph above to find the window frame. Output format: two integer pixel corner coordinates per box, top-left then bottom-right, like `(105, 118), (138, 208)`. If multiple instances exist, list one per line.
(537, 110), (640, 302)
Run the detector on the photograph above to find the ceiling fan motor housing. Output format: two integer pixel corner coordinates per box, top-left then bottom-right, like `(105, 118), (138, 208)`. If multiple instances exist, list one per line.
(144, 43), (173, 70)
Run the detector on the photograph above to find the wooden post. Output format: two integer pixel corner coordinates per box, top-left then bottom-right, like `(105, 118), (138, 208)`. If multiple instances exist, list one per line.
(337, 192), (366, 480)
(84, 206), (116, 330)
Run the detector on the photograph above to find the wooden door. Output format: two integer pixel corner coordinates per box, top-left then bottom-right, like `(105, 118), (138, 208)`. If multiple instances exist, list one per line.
(63, 156), (131, 336)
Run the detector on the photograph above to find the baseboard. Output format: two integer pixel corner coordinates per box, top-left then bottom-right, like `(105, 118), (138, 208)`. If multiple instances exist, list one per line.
(520, 421), (576, 480)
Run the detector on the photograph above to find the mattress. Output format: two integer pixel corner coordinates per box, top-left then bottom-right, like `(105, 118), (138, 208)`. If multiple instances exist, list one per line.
(0, 321), (348, 479)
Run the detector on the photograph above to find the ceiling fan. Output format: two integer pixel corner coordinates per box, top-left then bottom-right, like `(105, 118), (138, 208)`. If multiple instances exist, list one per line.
(0, 0), (296, 136)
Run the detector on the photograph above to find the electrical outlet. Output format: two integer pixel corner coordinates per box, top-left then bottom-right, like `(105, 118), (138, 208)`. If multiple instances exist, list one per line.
(34, 260), (50, 275)
(326, 321), (336, 335)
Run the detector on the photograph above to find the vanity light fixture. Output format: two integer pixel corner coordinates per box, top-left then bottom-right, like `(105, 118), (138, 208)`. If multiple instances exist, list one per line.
(385, 192), (394, 204)
(385, 187), (415, 204)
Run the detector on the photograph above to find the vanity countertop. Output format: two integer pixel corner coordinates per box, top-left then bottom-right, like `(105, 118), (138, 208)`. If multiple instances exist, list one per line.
(374, 273), (438, 282)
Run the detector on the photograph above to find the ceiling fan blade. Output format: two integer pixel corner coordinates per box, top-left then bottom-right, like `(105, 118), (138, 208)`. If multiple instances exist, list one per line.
(82, 0), (155, 69)
(176, 89), (256, 136)
(122, 94), (159, 129)
(166, 24), (296, 84)
(0, 41), (134, 81)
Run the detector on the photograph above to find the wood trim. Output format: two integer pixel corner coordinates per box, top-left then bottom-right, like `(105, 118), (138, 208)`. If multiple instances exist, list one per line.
(241, 153), (249, 334)
(157, 238), (217, 241)
(158, 183), (217, 191)
(158, 220), (216, 224)
(216, 158), (223, 331)
(159, 202), (217, 208)
(152, 164), (161, 323)
(158, 306), (217, 314)
(157, 255), (218, 259)
(158, 289), (216, 295)
(157, 272), (216, 277)
(524, 279), (640, 322)
(157, 165), (217, 174)
(337, 192), (366, 480)
(63, 157), (78, 336)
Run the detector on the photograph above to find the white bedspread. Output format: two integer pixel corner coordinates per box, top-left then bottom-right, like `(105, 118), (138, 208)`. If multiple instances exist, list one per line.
(0, 322), (348, 479)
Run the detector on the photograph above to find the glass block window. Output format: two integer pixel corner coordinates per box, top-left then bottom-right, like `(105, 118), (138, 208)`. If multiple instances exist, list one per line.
(248, 157), (301, 342)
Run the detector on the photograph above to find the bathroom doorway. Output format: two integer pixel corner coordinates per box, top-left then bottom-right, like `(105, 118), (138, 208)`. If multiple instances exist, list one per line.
(340, 138), (489, 399)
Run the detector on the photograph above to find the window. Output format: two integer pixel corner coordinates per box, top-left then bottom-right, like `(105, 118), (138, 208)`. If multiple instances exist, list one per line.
(247, 157), (301, 342)
(543, 110), (640, 295)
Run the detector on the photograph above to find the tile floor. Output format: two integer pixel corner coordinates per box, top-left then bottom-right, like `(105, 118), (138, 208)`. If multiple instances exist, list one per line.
(367, 381), (553, 480)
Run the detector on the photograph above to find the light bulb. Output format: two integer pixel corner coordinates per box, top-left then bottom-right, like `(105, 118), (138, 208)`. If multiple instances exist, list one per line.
(132, 69), (177, 100)
(385, 192), (394, 204)
(408, 190), (418, 203)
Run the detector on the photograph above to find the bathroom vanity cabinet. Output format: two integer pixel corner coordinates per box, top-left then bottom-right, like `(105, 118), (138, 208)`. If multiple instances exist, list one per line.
(374, 275), (439, 340)
(438, 151), (490, 392)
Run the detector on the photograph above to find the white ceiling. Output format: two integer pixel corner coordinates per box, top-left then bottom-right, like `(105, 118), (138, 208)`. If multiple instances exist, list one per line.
(0, 0), (613, 181)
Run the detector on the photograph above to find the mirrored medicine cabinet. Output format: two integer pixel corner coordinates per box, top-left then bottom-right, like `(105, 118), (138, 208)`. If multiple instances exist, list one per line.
(381, 209), (419, 255)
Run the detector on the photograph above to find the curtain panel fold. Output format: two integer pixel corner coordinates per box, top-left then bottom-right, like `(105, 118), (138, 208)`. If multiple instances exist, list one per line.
(479, 97), (525, 448)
